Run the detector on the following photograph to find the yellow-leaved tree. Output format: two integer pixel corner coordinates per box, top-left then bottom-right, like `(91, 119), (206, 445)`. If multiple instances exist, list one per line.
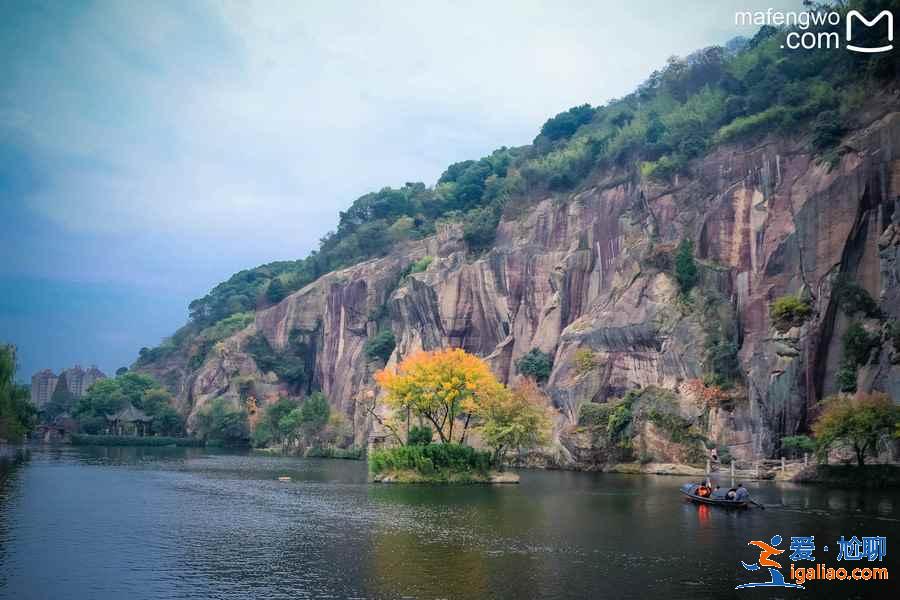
(375, 348), (506, 444)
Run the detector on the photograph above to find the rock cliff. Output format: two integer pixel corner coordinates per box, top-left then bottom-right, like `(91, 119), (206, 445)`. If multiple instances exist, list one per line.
(139, 95), (900, 465)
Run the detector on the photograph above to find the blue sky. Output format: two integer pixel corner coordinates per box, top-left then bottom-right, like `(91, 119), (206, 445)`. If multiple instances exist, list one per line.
(0, 0), (794, 381)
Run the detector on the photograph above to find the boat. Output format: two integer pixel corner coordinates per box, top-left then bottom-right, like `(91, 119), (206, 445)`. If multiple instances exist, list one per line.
(679, 483), (749, 508)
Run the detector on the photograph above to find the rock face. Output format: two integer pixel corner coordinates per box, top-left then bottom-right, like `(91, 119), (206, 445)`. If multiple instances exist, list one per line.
(140, 100), (900, 465)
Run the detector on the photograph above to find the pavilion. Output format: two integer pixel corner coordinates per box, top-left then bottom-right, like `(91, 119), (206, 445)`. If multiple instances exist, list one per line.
(106, 404), (153, 436)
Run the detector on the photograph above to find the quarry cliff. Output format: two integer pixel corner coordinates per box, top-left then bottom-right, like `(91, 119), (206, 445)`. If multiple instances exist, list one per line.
(136, 95), (900, 466)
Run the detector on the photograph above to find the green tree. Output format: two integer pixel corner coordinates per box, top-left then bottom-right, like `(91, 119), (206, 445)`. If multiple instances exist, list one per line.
(196, 398), (249, 445)
(515, 349), (554, 383)
(265, 396), (299, 444)
(843, 322), (880, 367)
(0, 346), (36, 440)
(251, 420), (274, 448)
(770, 295), (812, 331)
(116, 372), (160, 405)
(781, 435), (815, 458)
(277, 407), (305, 446)
(477, 379), (551, 466)
(74, 379), (126, 419)
(74, 372), (184, 436)
(139, 387), (172, 415)
(46, 372), (76, 419)
(152, 406), (184, 436)
(462, 206), (501, 253)
(267, 278), (287, 303)
(811, 109), (845, 151)
(407, 425), (433, 446)
(538, 104), (594, 141)
(300, 392), (331, 435)
(674, 238), (698, 294)
(364, 330), (396, 364)
(813, 393), (899, 466)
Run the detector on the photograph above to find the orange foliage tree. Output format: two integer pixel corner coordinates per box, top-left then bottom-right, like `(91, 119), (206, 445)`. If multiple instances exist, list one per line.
(374, 348), (506, 444)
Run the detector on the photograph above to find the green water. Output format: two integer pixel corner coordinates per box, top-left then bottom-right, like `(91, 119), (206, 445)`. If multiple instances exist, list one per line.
(1, 446), (897, 599)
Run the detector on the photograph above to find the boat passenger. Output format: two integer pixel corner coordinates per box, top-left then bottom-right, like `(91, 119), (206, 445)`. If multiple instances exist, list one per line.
(726, 488), (737, 500)
(710, 485), (727, 499)
(734, 483), (750, 502)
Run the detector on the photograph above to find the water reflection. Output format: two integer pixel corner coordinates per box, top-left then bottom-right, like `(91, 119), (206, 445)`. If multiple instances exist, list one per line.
(1, 447), (898, 600)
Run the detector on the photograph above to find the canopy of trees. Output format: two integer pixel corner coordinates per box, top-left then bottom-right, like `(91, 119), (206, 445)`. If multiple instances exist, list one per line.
(375, 348), (507, 444)
(195, 398), (249, 445)
(140, 0), (899, 377)
(74, 372), (184, 436)
(375, 348), (551, 464)
(251, 392), (349, 451)
(813, 393), (899, 466)
(477, 379), (551, 465)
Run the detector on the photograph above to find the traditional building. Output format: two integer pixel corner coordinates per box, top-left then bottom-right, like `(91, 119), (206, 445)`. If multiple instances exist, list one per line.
(106, 404), (152, 436)
(35, 413), (79, 443)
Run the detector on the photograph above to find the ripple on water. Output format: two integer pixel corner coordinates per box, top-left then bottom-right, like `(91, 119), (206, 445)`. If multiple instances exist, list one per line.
(2, 447), (899, 600)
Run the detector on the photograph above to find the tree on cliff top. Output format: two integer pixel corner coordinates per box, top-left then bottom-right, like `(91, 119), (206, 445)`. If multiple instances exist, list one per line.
(813, 393), (899, 466)
(145, 0), (900, 371)
(375, 348), (505, 444)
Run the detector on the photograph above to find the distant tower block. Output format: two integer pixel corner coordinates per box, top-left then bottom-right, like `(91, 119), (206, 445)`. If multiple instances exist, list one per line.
(30, 369), (58, 409)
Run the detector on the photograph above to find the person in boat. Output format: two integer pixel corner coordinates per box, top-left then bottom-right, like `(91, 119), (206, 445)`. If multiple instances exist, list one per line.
(710, 485), (728, 499)
(726, 488), (737, 500)
(734, 483), (750, 502)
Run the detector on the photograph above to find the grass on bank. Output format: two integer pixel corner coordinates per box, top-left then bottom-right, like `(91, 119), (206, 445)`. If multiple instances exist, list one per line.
(369, 443), (495, 482)
(304, 446), (364, 460)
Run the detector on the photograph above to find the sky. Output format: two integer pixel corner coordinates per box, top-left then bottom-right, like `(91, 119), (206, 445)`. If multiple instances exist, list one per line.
(0, 0), (796, 382)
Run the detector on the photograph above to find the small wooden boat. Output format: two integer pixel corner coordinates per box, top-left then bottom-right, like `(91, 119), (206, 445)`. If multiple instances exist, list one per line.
(679, 483), (749, 508)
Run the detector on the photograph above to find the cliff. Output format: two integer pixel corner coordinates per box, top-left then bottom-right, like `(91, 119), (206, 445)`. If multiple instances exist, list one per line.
(137, 91), (900, 465)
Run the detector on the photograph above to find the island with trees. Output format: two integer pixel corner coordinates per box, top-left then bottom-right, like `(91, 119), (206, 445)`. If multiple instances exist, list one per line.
(368, 348), (551, 483)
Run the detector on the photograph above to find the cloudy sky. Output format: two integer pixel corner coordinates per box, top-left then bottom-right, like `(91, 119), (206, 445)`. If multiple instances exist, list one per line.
(0, 0), (794, 380)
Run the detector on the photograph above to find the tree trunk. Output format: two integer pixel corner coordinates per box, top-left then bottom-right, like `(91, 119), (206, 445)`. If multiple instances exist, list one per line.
(448, 419), (454, 444)
(460, 413), (472, 445)
(426, 415), (448, 443)
(855, 442), (867, 466)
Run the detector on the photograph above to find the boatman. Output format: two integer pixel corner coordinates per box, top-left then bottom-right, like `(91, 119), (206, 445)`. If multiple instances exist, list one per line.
(734, 483), (750, 502)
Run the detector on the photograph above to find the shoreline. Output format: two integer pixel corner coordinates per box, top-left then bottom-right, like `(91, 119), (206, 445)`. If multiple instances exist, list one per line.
(371, 469), (519, 484)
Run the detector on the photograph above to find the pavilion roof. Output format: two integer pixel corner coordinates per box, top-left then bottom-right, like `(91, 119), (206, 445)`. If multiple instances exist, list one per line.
(106, 404), (152, 422)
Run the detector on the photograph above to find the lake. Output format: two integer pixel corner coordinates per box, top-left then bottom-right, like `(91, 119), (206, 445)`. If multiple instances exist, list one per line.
(1, 446), (898, 599)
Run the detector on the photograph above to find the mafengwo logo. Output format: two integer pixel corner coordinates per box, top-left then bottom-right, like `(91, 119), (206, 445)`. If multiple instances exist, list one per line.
(846, 10), (893, 53)
(736, 8), (894, 52)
